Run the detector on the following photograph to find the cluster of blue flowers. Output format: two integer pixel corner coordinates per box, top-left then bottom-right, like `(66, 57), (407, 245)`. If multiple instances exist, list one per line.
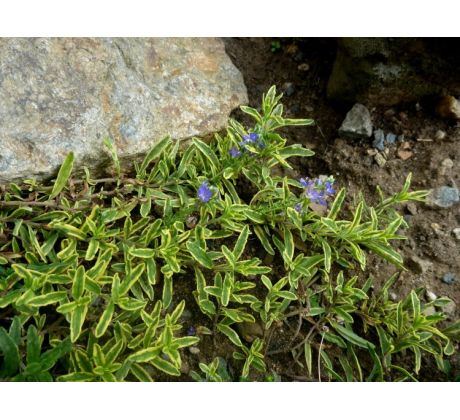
(295, 176), (336, 211)
(229, 132), (264, 158)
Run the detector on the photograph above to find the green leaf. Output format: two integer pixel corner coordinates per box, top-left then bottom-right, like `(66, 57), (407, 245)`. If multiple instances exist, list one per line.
(217, 323), (242, 348)
(253, 225), (275, 255)
(128, 248), (156, 259)
(28, 291), (67, 307)
(140, 136), (171, 175)
(221, 273), (232, 307)
(130, 363), (154, 382)
(26, 325), (41, 365)
(49, 152), (74, 199)
(322, 240), (332, 272)
(362, 240), (404, 268)
(0, 327), (20, 378)
(119, 263), (145, 296)
(95, 301), (115, 338)
(70, 304), (88, 343)
(192, 138), (220, 173)
(279, 144), (315, 158)
(72, 265), (86, 300)
(186, 240), (213, 269)
(233, 225), (250, 261)
(151, 356), (181, 376)
(331, 321), (375, 349)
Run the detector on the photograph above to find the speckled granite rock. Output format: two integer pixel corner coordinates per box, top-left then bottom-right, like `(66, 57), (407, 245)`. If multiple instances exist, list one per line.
(0, 38), (247, 183)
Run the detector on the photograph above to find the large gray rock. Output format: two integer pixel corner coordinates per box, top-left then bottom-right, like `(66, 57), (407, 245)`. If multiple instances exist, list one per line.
(0, 38), (247, 183)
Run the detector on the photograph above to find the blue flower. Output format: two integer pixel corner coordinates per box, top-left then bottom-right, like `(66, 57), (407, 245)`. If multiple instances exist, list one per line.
(197, 181), (213, 203)
(299, 178), (309, 188)
(229, 147), (242, 158)
(249, 132), (259, 141)
(294, 203), (304, 213)
(299, 176), (336, 206)
(325, 181), (335, 195)
(187, 326), (196, 336)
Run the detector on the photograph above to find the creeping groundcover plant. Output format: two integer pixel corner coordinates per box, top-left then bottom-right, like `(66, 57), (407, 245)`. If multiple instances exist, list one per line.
(0, 86), (459, 382)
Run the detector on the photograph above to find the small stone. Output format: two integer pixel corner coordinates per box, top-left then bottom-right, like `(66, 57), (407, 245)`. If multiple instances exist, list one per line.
(186, 214), (199, 229)
(372, 129), (385, 151)
(367, 148), (377, 156)
(399, 112), (409, 121)
(407, 255), (433, 274)
(237, 321), (264, 343)
(384, 109), (396, 118)
(338, 104), (373, 139)
(442, 273), (456, 285)
(389, 292), (398, 301)
(282, 82), (295, 96)
(416, 138), (433, 142)
(374, 152), (386, 167)
(442, 300), (457, 317)
(422, 306), (436, 316)
(297, 63), (310, 72)
(397, 134), (405, 142)
(434, 130), (447, 141)
(425, 290), (437, 301)
(386, 132), (397, 145)
(426, 186), (459, 208)
(453, 228), (460, 240)
(309, 202), (328, 217)
(436, 95), (460, 120)
(431, 223), (444, 235)
(439, 158), (454, 176)
(180, 358), (190, 374)
(397, 149), (413, 160)
(189, 346), (200, 355)
(406, 202), (417, 215)
(305, 105), (314, 113)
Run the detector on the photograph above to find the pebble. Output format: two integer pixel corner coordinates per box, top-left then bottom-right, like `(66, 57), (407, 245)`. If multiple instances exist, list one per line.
(367, 148), (377, 156)
(189, 346), (201, 355)
(305, 105), (314, 113)
(406, 202), (417, 215)
(422, 306), (436, 316)
(431, 223), (444, 236)
(442, 273), (456, 285)
(389, 292), (398, 301)
(442, 300), (457, 317)
(372, 129), (385, 151)
(282, 82), (295, 96)
(397, 134), (405, 142)
(426, 290), (437, 301)
(426, 186), (459, 208)
(338, 104), (373, 139)
(453, 227), (460, 240)
(434, 130), (447, 141)
(374, 152), (386, 167)
(439, 158), (454, 176)
(297, 63), (310, 72)
(407, 255), (433, 274)
(384, 109), (396, 118)
(386, 132), (397, 144)
(186, 214), (198, 229)
(397, 149), (413, 160)
(436, 95), (460, 120)
(399, 112), (409, 121)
